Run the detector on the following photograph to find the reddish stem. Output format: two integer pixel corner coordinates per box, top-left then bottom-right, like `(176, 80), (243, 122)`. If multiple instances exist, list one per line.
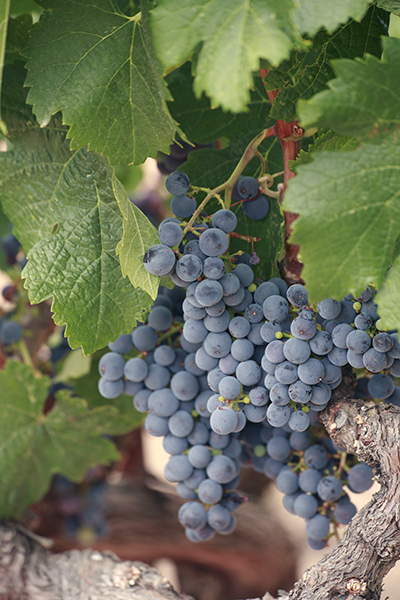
(259, 68), (303, 285)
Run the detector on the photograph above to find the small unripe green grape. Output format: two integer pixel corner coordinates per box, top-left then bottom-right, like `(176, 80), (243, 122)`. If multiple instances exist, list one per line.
(254, 444), (266, 457)
(353, 301), (362, 312)
(248, 283), (257, 293)
(275, 331), (284, 339)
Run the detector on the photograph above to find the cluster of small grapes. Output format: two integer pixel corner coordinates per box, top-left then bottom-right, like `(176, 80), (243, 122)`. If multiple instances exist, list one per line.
(98, 287), (244, 541)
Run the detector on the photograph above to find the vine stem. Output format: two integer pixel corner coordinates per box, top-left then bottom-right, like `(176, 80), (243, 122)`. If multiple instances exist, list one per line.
(259, 68), (304, 285)
(182, 127), (276, 236)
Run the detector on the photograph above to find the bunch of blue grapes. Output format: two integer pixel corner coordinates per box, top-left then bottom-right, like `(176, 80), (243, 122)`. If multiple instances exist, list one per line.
(111, 170), (398, 548)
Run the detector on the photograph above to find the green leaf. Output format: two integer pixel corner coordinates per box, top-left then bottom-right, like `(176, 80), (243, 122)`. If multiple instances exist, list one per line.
(114, 172), (160, 300)
(297, 36), (400, 143)
(151, 0), (299, 113)
(378, 0), (400, 15)
(264, 6), (388, 122)
(23, 0), (176, 165)
(291, 130), (360, 170)
(293, 0), (371, 36)
(375, 256), (400, 330)
(54, 348), (92, 382)
(0, 0), (10, 133)
(0, 64), (153, 353)
(5, 14), (32, 64)
(10, 0), (41, 17)
(0, 361), (120, 519)
(283, 142), (400, 302)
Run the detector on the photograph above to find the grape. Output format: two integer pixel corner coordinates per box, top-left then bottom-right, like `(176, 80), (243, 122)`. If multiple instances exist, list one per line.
(183, 299), (206, 320)
(237, 176), (259, 199)
(254, 281), (280, 304)
(275, 361), (298, 385)
(267, 436), (291, 462)
(204, 332), (232, 358)
(232, 264), (254, 288)
(334, 496), (357, 524)
(243, 403), (267, 423)
(188, 445), (212, 469)
(317, 476), (343, 501)
(286, 284), (308, 307)
(163, 434), (189, 455)
(98, 377), (124, 399)
(99, 352), (125, 381)
(148, 306), (173, 331)
(233, 289), (253, 312)
(354, 313), (373, 330)
(187, 422), (210, 445)
(154, 345), (176, 366)
(260, 322), (282, 343)
(297, 358), (325, 385)
(170, 371), (199, 400)
(203, 256), (225, 279)
(176, 254), (203, 282)
(276, 470), (299, 494)
(144, 413), (169, 437)
(131, 325), (158, 351)
(195, 279), (224, 307)
(294, 493), (318, 519)
(207, 367), (226, 392)
(224, 286), (246, 307)
(108, 333), (133, 354)
(184, 239), (207, 261)
(177, 483), (198, 500)
(158, 221), (183, 247)
(184, 468), (207, 490)
(290, 316), (317, 340)
(242, 196), (270, 220)
(212, 209), (237, 233)
(206, 455), (238, 484)
(168, 410), (194, 437)
(210, 407), (239, 435)
(197, 479), (223, 504)
(263, 295), (289, 322)
(143, 244), (176, 276)
(165, 171), (190, 195)
(199, 228), (229, 257)
(148, 388), (179, 417)
(236, 360), (261, 385)
(289, 431), (311, 451)
(194, 347), (218, 371)
(223, 438), (242, 458)
(219, 353), (239, 375)
(306, 514), (330, 541)
(327, 346), (348, 367)
(309, 331), (333, 356)
(205, 299), (226, 316)
(194, 391), (213, 417)
(348, 463), (374, 492)
(288, 410), (310, 432)
(331, 323), (354, 349)
(298, 469), (322, 493)
(373, 332), (394, 353)
(265, 340), (285, 364)
(309, 382), (331, 405)
(304, 445), (328, 469)
(170, 194), (197, 219)
(203, 311), (230, 333)
(363, 348), (386, 373)
(228, 316), (251, 339)
(249, 386), (268, 406)
(209, 431), (231, 449)
(267, 403), (291, 427)
(183, 319), (208, 344)
(133, 389), (151, 412)
(218, 376), (241, 399)
(336, 300), (357, 324)
(144, 364), (171, 390)
(345, 329), (371, 354)
(367, 373), (394, 399)
(178, 501), (208, 529)
(207, 505), (232, 531)
(288, 380), (312, 403)
(220, 273), (241, 296)
(317, 298), (341, 320)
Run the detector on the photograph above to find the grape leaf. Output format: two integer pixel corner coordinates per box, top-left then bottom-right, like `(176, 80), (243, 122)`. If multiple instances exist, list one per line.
(375, 256), (400, 331)
(283, 142), (400, 302)
(151, 0), (299, 113)
(0, 0), (10, 133)
(23, 0), (176, 166)
(293, 0), (371, 36)
(10, 0), (41, 17)
(0, 64), (153, 354)
(114, 173), (160, 300)
(378, 0), (400, 15)
(297, 36), (400, 143)
(291, 131), (360, 170)
(5, 14), (32, 64)
(264, 6), (388, 122)
(0, 361), (121, 519)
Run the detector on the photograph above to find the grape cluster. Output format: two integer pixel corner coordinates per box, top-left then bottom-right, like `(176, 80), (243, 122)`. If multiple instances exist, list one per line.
(101, 170), (398, 548)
